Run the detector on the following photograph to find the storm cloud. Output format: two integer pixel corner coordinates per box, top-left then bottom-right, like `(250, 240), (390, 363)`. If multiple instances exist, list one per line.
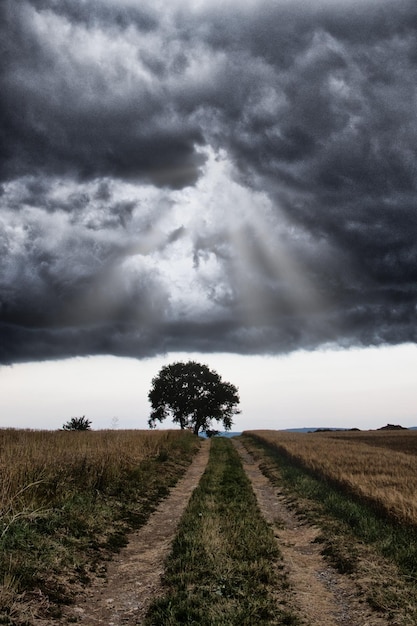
(1, 0), (417, 363)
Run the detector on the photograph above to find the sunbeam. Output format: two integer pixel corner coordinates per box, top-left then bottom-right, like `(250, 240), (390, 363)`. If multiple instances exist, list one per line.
(184, 148), (327, 331)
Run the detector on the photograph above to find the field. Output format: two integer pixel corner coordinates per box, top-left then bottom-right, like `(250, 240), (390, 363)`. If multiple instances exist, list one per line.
(0, 428), (199, 624)
(3, 428), (417, 624)
(245, 429), (417, 527)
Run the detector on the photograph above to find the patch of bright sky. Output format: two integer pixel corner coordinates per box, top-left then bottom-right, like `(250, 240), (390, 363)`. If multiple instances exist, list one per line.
(1, 344), (416, 431)
(159, 146), (324, 322)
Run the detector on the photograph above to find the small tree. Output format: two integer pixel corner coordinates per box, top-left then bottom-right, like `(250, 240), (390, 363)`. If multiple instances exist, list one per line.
(148, 361), (240, 436)
(62, 416), (92, 431)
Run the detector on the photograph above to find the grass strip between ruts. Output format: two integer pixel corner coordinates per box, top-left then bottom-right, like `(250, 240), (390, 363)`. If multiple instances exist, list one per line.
(145, 437), (299, 626)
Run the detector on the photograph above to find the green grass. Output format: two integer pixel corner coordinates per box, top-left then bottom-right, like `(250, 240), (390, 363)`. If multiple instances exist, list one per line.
(145, 438), (299, 626)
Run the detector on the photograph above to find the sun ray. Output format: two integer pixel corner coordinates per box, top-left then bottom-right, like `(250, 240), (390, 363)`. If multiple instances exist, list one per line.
(193, 149), (327, 329)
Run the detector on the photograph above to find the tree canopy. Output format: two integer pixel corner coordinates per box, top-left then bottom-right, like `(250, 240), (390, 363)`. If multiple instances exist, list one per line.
(148, 361), (240, 436)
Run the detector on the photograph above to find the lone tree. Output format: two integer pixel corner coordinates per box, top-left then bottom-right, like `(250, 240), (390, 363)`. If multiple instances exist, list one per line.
(62, 416), (92, 431)
(148, 361), (240, 436)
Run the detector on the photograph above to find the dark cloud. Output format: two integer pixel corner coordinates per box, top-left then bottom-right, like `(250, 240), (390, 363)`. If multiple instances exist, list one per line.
(1, 0), (417, 363)
(1, 1), (205, 187)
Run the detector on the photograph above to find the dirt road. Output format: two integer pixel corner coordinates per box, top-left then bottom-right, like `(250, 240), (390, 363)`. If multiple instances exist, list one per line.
(55, 437), (396, 625)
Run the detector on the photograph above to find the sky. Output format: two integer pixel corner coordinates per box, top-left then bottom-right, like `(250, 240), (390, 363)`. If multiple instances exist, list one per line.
(1, 0), (417, 430)
(1, 346), (417, 431)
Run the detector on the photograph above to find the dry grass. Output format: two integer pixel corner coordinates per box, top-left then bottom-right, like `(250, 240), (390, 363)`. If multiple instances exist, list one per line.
(0, 429), (174, 520)
(245, 429), (417, 527)
(0, 428), (198, 624)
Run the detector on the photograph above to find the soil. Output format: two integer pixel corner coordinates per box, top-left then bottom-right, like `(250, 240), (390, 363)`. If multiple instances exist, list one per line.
(49, 437), (397, 625)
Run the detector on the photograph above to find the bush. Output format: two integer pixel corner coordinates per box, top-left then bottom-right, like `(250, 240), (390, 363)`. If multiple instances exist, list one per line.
(62, 416), (92, 431)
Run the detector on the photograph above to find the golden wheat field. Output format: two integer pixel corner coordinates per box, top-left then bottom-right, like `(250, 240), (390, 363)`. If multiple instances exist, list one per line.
(246, 429), (417, 527)
(0, 428), (185, 521)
